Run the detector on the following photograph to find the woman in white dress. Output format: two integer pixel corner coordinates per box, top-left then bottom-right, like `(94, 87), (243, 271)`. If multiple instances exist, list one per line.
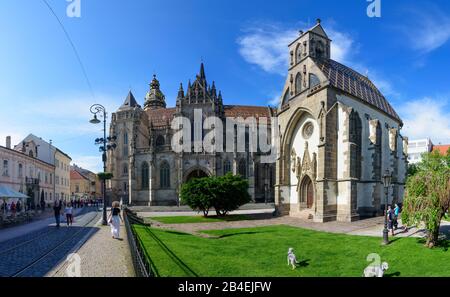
(108, 201), (123, 239)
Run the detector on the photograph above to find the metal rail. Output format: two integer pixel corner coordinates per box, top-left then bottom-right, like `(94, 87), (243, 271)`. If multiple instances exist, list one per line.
(123, 207), (155, 277)
(9, 210), (100, 277)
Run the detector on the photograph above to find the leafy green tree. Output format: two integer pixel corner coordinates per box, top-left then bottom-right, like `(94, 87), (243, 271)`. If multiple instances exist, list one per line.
(180, 177), (216, 216)
(213, 173), (251, 216)
(402, 149), (450, 248)
(180, 173), (250, 217)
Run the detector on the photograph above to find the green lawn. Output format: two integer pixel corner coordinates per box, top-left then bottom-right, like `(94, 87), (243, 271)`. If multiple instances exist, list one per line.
(133, 224), (450, 277)
(147, 214), (251, 224)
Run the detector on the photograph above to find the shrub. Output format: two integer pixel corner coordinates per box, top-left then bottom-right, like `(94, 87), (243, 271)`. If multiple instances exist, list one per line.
(180, 173), (250, 217)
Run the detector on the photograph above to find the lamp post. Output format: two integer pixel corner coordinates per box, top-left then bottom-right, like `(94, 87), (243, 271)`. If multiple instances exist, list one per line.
(382, 170), (392, 245)
(89, 104), (116, 225)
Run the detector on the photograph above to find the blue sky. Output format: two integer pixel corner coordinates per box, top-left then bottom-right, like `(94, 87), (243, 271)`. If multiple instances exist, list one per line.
(1, 0), (450, 172)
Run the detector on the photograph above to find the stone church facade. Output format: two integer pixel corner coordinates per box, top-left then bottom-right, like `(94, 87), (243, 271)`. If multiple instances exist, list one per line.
(275, 20), (408, 222)
(107, 64), (276, 206)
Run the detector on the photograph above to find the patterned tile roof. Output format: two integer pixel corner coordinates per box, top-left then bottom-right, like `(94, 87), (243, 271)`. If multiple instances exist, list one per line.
(316, 59), (402, 123)
(223, 105), (275, 121)
(145, 105), (275, 128)
(145, 108), (176, 128)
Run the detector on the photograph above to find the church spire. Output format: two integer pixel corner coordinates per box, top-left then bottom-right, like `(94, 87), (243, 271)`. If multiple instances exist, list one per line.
(144, 74), (166, 110)
(199, 62), (206, 81)
(177, 82), (184, 99)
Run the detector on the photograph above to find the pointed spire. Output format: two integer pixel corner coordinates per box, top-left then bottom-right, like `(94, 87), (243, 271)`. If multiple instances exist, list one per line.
(211, 81), (217, 98)
(119, 91), (140, 110)
(199, 62), (206, 81)
(177, 83), (184, 99)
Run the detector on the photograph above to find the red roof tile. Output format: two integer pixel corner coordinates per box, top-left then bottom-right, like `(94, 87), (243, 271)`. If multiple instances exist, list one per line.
(145, 105), (275, 128)
(70, 170), (89, 180)
(432, 145), (450, 155)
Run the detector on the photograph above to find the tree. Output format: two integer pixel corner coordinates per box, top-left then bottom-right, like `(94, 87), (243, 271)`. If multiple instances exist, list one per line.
(180, 177), (216, 217)
(402, 149), (450, 248)
(213, 173), (251, 216)
(180, 173), (251, 217)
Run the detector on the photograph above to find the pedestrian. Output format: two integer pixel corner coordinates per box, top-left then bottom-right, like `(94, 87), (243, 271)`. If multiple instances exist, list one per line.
(11, 201), (16, 216)
(393, 203), (400, 230)
(53, 200), (62, 227)
(65, 202), (74, 226)
(387, 205), (395, 236)
(108, 201), (123, 239)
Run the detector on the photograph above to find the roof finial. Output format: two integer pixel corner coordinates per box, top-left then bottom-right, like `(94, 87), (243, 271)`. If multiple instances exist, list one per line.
(316, 18), (321, 24)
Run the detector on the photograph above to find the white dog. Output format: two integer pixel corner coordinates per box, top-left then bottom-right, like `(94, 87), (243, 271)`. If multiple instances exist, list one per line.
(363, 262), (389, 277)
(287, 248), (300, 270)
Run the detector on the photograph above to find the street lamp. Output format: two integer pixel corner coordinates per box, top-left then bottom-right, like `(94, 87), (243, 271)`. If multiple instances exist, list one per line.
(89, 104), (116, 225)
(382, 169), (392, 245)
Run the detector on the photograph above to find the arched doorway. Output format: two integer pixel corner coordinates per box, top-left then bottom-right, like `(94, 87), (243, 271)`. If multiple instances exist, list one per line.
(185, 168), (209, 182)
(300, 176), (314, 209)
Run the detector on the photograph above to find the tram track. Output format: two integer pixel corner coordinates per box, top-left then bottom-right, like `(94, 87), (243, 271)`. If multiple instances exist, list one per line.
(0, 209), (100, 277)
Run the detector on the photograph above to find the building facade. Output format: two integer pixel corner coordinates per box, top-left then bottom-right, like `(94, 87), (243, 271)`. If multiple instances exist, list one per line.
(1, 136), (55, 207)
(407, 138), (433, 164)
(55, 149), (72, 201)
(108, 64), (276, 206)
(275, 21), (408, 222)
(70, 165), (101, 200)
(14, 134), (72, 202)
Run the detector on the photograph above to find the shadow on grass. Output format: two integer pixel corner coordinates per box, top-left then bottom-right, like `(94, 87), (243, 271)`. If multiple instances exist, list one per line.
(211, 230), (275, 239)
(416, 238), (449, 251)
(144, 228), (199, 277)
(297, 259), (310, 267)
(384, 271), (401, 277)
(164, 230), (192, 236)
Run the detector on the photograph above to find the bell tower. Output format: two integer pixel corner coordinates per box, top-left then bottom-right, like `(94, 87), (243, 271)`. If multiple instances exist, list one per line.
(144, 74), (166, 110)
(289, 19), (331, 66)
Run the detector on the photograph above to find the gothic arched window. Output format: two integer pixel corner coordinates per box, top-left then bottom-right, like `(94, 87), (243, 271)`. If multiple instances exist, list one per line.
(295, 73), (302, 95)
(223, 159), (232, 174)
(122, 163), (128, 176)
(123, 132), (129, 157)
(155, 135), (165, 147)
(349, 111), (362, 179)
(309, 74), (320, 88)
(141, 162), (149, 190)
(315, 40), (324, 59)
(282, 88), (290, 106)
(238, 159), (247, 179)
(160, 161), (170, 188)
(296, 43), (302, 64)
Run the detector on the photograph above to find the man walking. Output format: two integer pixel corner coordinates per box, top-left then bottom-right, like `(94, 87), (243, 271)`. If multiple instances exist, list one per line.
(53, 200), (62, 228)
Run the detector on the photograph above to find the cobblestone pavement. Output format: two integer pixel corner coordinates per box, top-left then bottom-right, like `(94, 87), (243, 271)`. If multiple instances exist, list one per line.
(147, 213), (450, 240)
(0, 207), (88, 243)
(48, 217), (135, 277)
(0, 208), (100, 277)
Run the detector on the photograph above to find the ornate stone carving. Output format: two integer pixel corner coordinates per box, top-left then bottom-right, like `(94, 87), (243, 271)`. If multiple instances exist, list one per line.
(302, 122), (314, 139)
(295, 141), (316, 193)
(312, 152), (317, 180)
(291, 148), (297, 173)
(389, 128), (397, 151)
(402, 137), (409, 156)
(369, 119), (379, 144)
(296, 156), (302, 179)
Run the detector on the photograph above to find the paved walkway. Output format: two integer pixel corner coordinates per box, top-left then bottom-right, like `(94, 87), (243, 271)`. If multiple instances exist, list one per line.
(47, 216), (135, 277)
(147, 212), (450, 240)
(0, 207), (87, 243)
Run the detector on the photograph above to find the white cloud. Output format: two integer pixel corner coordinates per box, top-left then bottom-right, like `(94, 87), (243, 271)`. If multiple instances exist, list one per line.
(401, 8), (450, 54)
(237, 22), (355, 75)
(399, 96), (450, 144)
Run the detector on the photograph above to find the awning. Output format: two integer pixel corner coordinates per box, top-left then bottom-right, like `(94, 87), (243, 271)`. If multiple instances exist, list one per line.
(0, 185), (29, 199)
